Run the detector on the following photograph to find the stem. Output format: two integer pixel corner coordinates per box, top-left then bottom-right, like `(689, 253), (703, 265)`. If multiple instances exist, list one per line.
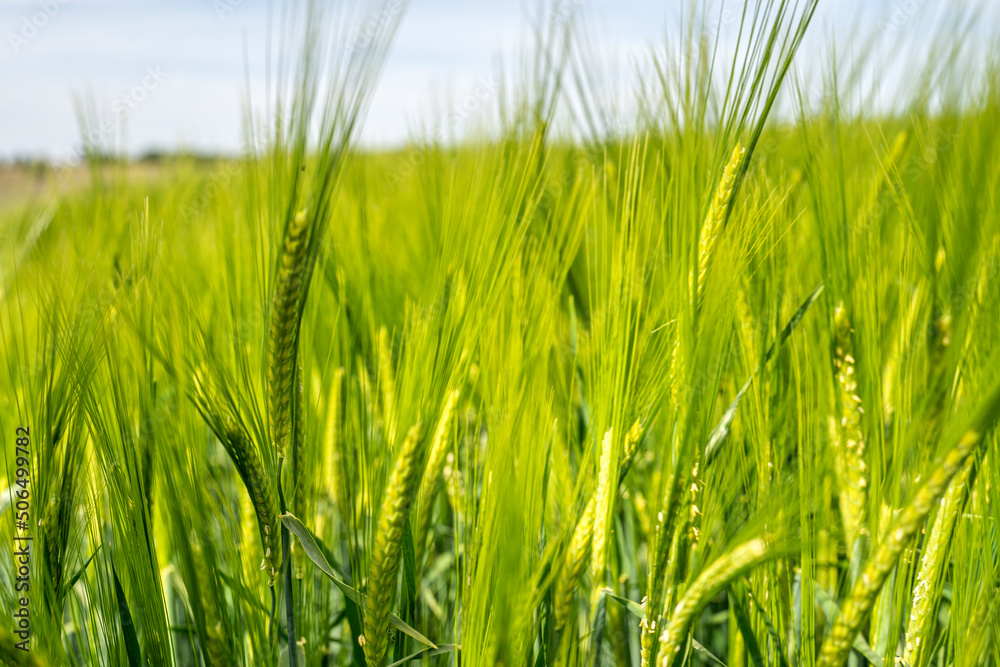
(268, 586), (276, 647)
(278, 456), (298, 667)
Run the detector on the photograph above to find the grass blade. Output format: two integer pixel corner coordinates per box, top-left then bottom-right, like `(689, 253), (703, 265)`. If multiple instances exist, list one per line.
(280, 513), (438, 650)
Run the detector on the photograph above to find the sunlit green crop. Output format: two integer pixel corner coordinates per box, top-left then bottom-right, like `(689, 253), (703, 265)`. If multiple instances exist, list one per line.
(2, 2), (1000, 666)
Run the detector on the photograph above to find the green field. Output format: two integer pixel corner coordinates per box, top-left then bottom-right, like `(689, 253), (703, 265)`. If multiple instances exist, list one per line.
(2, 1), (1000, 666)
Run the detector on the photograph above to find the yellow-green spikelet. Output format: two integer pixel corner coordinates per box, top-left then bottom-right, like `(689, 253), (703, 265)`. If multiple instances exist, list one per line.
(555, 421), (643, 631)
(817, 428), (987, 667)
(268, 209), (310, 459)
(694, 144), (745, 302)
(363, 422), (425, 667)
(904, 308), (959, 665)
(658, 538), (770, 666)
(222, 424), (280, 584)
(555, 497), (596, 631)
(325, 368), (349, 526)
(831, 302), (868, 547)
(589, 428), (615, 609)
(413, 389), (460, 570)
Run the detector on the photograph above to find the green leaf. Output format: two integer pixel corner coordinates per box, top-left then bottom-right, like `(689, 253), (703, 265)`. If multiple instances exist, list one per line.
(728, 585), (765, 667)
(692, 639), (729, 667)
(386, 644), (460, 667)
(402, 516), (417, 609)
(280, 513), (438, 650)
(60, 543), (102, 598)
(113, 565), (142, 667)
(602, 587), (645, 619)
(218, 570), (283, 623)
(705, 283), (824, 463)
(568, 294), (579, 357)
(588, 589), (608, 667)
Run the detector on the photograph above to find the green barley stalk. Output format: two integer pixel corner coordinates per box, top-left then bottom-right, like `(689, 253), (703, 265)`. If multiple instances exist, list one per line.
(694, 145), (745, 304)
(555, 421), (644, 630)
(620, 419), (645, 479)
(903, 306), (958, 666)
(816, 378), (1000, 667)
(268, 209), (311, 460)
(641, 452), (687, 667)
(589, 427), (615, 610)
(555, 496), (596, 631)
(292, 365), (306, 579)
(413, 389), (461, 573)
(364, 422), (425, 667)
(325, 368), (349, 527)
(220, 421), (281, 584)
(658, 538), (771, 666)
(903, 460), (971, 665)
(831, 302), (868, 549)
(960, 577), (1000, 667)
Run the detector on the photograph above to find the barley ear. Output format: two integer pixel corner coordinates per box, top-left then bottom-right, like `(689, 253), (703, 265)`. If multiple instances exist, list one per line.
(268, 209), (311, 459)
(325, 368), (349, 526)
(658, 538), (771, 666)
(363, 422), (425, 667)
(904, 304), (959, 666)
(413, 389), (461, 572)
(694, 144), (745, 303)
(831, 302), (868, 548)
(903, 460), (971, 665)
(554, 496), (596, 631)
(589, 428), (615, 610)
(817, 426), (992, 667)
(641, 458), (688, 667)
(555, 421), (642, 632)
(220, 423), (281, 585)
(961, 577), (1000, 667)
(619, 419), (645, 481)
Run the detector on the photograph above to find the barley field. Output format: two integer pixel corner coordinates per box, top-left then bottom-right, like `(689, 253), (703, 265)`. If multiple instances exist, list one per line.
(2, 1), (1000, 666)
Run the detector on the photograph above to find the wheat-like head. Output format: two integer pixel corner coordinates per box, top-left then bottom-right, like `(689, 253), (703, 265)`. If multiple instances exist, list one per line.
(658, 538), (771, 666)
(268, 209), (311, 460)
(363, 422), (425, 667)
(817, 427), (986, 667)
(831, 301), (868, 547)
(589, 428), (615, 609)
(695, 144), (745, 302)
(221, 422), (281, 585)
(413, 389), (460, 572)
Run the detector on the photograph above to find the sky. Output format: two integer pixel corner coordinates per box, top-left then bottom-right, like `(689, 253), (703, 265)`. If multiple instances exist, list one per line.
(0, 0), (992, 163)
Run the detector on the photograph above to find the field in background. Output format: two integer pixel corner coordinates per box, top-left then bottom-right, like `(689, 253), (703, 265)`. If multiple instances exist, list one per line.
(2, 2), (1000, 666)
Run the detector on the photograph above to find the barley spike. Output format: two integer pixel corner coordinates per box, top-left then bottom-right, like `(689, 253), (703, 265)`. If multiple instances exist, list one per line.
(268, 208), (311, 459)
(364, 422), (425, 667)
